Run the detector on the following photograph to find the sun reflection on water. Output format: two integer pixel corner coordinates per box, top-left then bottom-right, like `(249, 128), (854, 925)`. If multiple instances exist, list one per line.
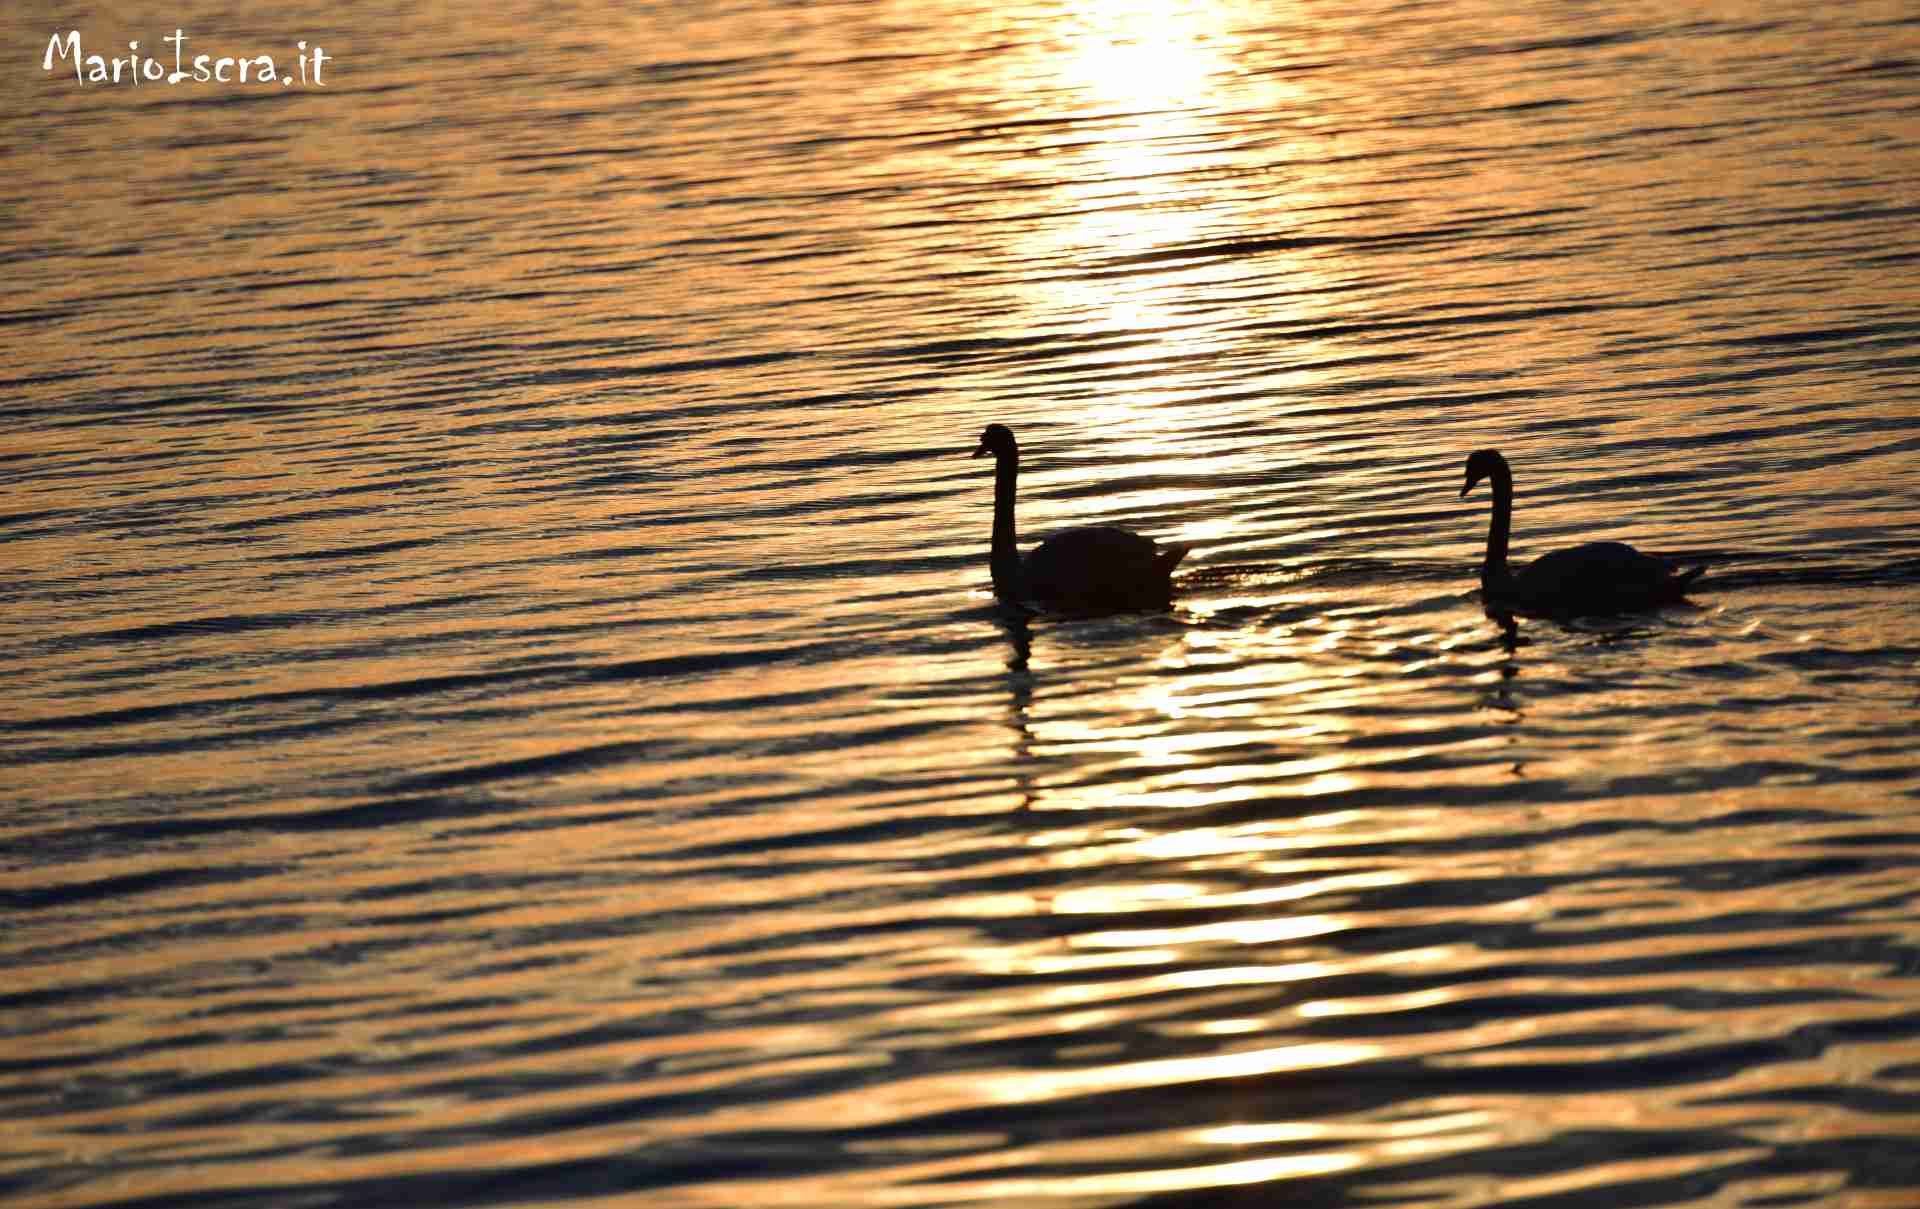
(981, 0), (1335, 434)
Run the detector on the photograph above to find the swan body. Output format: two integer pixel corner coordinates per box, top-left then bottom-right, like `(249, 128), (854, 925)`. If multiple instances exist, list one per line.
(1461, 449), (1703, 615)
(972, 423), (1188, 613)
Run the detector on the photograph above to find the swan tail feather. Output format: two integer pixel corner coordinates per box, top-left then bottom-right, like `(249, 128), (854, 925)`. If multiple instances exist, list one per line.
(1157, 542), (1192, 575)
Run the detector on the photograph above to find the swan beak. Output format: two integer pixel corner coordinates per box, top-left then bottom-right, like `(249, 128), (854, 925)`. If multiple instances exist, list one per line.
(971, 442), (988, 458)
(1460, 474), (1483, 498)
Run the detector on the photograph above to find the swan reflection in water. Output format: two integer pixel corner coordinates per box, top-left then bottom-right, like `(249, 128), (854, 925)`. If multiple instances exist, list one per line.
(1462, 449), (1704, 617)
(972, 423), (1189, 615)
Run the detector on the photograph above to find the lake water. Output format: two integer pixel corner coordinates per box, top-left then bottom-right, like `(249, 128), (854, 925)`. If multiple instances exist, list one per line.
(6, 0), (1920, 1205)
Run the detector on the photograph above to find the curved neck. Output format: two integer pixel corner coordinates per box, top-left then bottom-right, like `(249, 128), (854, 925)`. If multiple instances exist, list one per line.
(990, 452), (1022, 593)
(1482, 464), (1513, 592)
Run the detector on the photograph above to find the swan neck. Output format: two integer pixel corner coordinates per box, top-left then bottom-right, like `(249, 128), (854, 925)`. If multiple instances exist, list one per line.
(990, 452), (1022, 592)
(1482, 465), (1513, 591)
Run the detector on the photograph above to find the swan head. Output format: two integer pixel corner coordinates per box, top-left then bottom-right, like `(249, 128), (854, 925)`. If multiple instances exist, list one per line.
(972, 423), (1018, 460)
(1461, 449), (1508, 498)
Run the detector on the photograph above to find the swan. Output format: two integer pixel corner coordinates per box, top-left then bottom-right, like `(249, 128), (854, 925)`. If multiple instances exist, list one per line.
(1461, 449), (1703, 615)
(972, 423), (1189, 613)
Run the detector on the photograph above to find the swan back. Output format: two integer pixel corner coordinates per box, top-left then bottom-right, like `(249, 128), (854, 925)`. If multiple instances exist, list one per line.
(1513, 542), (1699, 613)
(1024, 526), (1188, 612)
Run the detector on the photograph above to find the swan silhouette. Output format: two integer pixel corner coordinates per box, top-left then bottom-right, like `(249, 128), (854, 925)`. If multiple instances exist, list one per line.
(1462, 449), (1703, 615)
(972, 423), (1189, 613)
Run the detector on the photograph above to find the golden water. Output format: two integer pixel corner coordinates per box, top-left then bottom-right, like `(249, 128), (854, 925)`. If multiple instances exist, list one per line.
(5, 0), (1920, 1205)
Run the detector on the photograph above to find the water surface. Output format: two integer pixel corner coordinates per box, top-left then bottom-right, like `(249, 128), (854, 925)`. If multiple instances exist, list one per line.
(5, 0), (1920, 1205)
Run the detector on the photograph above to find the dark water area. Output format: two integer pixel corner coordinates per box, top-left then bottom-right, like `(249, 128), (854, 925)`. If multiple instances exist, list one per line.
(4, 0), (1920, 1205)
